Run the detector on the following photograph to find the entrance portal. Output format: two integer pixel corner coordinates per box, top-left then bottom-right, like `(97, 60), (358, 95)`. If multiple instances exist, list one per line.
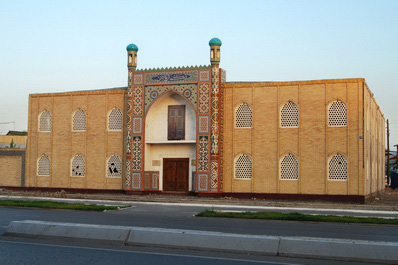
(163, 158), (189, 191)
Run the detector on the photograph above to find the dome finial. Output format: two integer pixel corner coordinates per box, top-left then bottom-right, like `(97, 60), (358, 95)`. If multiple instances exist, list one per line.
(209, 37), (222, 47)
(126, 43), (139, 52)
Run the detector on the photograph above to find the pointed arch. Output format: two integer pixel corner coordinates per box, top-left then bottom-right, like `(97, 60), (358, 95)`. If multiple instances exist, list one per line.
(107, 154), (122, 177)
(37, 154), (51, 176)
(280, 101), (298, 128)
(108, 108), (123, 131)
(328, 100), (347, 127)
(72, 108), (86, 131)
(234, 154), (252, 179)
(71, 154), (85, 177)
(280, 153), (299, 180)
(328, 153), (348, 180)
(235, 103), (252, 128)
(39, 110), (52, 132)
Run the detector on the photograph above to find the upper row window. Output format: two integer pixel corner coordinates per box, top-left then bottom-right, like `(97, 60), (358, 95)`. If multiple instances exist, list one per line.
(234, 100), (347, 129)
(39, 108), (123, 132)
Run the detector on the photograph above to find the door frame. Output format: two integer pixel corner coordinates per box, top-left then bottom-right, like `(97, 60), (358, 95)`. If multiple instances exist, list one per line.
(163, 158), (189, 192)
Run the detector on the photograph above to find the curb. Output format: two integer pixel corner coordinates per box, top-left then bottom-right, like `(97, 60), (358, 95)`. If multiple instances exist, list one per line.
(5, 220), (398, 264)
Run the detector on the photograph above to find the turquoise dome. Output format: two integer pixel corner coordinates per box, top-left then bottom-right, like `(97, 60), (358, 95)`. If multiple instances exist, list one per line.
(209, 38), (222, 46)
(126, 43), (139, 52)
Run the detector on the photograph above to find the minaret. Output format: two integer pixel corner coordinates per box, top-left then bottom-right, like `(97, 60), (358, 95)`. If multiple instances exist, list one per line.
(209, 37), (222, 192)
(209, 38), (222, 66)
(126, 43), (138, 70)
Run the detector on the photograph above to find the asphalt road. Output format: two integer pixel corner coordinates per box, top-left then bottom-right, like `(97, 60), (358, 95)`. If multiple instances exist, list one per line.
(1, 203), (398, 242)
(0, 236), (372, 265)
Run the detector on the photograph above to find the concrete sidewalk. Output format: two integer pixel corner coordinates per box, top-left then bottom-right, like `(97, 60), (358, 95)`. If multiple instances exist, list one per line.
(5, 220), (398, 264)
(2, 194), (398, 218)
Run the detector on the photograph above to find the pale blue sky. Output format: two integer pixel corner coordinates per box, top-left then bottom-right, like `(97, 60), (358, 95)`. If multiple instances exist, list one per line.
(1, 0), (397, 146)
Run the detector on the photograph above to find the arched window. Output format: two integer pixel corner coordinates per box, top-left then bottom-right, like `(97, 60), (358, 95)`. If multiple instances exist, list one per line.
(73, 108), (86, 131)
(37, 154), (51, 176)
(234, 154), (252, 179)
(280, 153), (299, 180)
(328, 100), (347, 127)
(328, 153), (348, 180)
(108, 108), (123, 131)
(280, 101), (298, 128)
(39, 110), (52, 132)
(235, 103), (252, 128)
(71, 154), (85, 177)
(107, 154), (122, 177)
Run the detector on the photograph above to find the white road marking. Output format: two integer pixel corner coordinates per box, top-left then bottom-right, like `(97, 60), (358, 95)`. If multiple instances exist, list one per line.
(1, 195), (397, 216)
(0, 239), (298, 265)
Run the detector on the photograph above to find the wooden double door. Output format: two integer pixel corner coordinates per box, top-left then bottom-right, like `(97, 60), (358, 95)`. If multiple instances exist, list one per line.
(163, 158), (189, 192)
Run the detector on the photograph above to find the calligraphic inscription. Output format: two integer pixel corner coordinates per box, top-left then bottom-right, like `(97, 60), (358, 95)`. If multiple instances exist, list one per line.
(145, 71), (197, 85)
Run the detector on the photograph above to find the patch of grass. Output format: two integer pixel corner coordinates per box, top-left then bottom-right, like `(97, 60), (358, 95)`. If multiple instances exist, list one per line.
(0, 200), (128, 211)
(196, 210), (398, 225)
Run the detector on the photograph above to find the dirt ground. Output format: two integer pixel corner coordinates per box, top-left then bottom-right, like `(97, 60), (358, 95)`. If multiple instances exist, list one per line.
(0, 187), (397, 211)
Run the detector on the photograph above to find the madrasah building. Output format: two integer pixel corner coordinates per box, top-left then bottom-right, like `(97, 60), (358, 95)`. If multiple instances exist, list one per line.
(24, 38), (385, 202)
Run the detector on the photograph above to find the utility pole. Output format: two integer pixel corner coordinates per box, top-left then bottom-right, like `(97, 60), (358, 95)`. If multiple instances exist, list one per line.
(387, 119), (390, 186)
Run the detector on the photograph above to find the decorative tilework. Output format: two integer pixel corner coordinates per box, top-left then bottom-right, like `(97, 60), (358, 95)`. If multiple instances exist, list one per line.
(199, 116), (209, 134)
(128, 71), (133, 87)
(199, 70), (210, 82)
(211, 68), (219, 93)
(198, 136), (209, 172)
(144, 172), (151, 189)
(198, 173), (208, 191)
(125, 161), (131, 188)
(132, 136), (142, 170)
(132, 172), (141, 189)
(210, 161), (218, 189)
(133, 87), (143, 115)
(152, 172), (159, 190)
(145, 71), (197, 85)
(144, 84), (198, 114)
(132, 117), (142, 134)
(134, 74), (143, 85)
(126, 132), (131, 154)
(199, 83), (210, 114)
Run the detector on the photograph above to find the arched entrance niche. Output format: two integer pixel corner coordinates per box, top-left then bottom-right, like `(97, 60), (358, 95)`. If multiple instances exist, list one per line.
(145, 91), (196, 191)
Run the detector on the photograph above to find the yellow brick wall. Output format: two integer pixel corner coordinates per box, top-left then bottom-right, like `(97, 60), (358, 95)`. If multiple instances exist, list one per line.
(0, 135), (27, 145)
(0, 156), (22, 186)
(222, 78), (381, 196)
(26, 89), (126, 190)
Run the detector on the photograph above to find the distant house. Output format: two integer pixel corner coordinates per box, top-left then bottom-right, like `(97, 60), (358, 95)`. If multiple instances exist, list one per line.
(0, 131), (27, 149)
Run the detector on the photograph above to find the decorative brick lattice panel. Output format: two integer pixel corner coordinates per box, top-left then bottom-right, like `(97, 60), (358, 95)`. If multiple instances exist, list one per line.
(134, 74), (143, 85)
(125, 161), (131, 188)
(328, 100), (347, 127)
(132, 117), (142, 134)
(328, 154), (348, 180)
(280, 154), (298, 180)
(281, 102), (299, 127)
(235, 103), (252, 128)
(71, 154), (85, 176)
(133, 87), (143, 115)
(235, 154), (252, 179)
(198, 136), (209, 171)
(73, 109), (86, 131)
(132, 172), (141, 189)
(198, 173), (208, 191)
(37, 154), (50, 176)
(132, 136), (142, 170)
(152, 172), (159, 189)
(39, 110), (52, 132)
(107, 154), (122, 177)
(199, 83), (210, 114)
(210, 161), (218, 189)
(199, 70), (210, 82)
(198, 116), (209, 133)
(108, 108), (122, 131)
(144, 172), (151, 189)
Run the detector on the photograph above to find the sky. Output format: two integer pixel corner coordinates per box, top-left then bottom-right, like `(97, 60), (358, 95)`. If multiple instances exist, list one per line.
(0, 0), (397, 147)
